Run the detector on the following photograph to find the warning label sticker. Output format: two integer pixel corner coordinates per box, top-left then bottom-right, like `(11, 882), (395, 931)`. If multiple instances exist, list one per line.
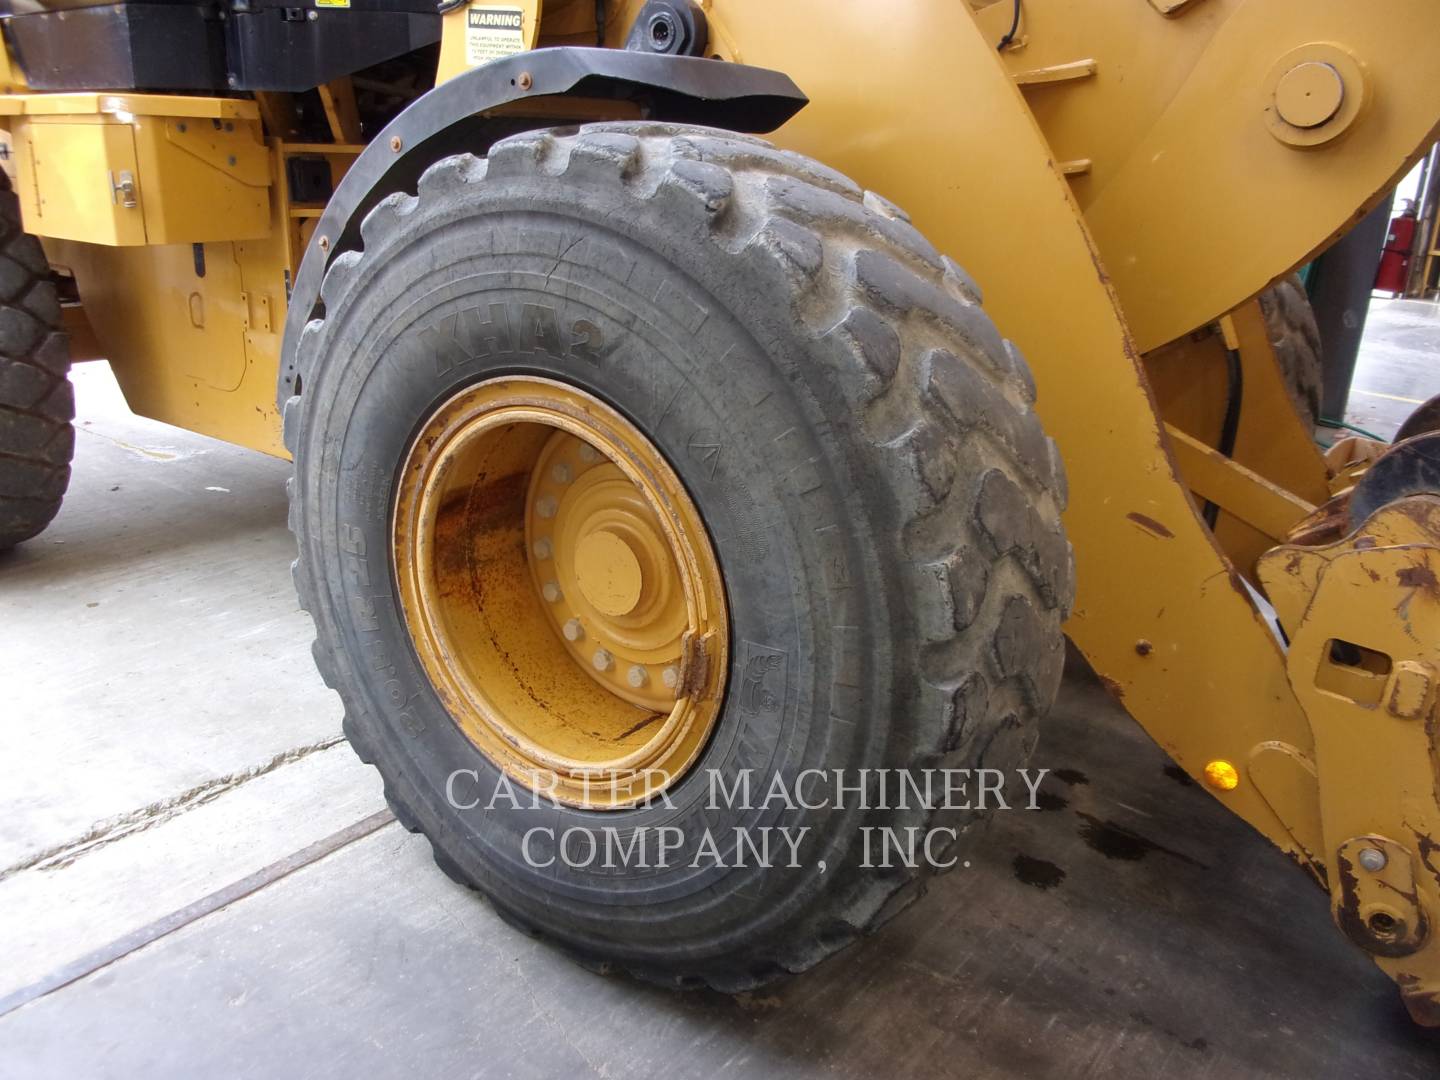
(466, 6), (526, 66)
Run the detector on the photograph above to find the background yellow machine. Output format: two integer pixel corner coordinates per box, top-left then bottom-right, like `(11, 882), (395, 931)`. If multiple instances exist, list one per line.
(3, 0), (1440, 1024)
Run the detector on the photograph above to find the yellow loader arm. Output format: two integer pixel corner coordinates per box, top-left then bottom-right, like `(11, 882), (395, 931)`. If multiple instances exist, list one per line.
(643, 0), (1440, 1019)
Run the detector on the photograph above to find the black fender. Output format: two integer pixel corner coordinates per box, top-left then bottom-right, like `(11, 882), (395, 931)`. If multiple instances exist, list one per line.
(277, 47), (807, 404)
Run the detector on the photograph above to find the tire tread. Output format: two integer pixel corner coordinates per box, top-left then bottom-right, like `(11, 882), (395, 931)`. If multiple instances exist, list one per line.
(0, 174), (71, 550)
(286, 123), (1073, 990)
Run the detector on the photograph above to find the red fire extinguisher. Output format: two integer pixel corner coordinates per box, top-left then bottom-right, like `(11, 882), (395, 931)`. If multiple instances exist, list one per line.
(1376, 201), (1418, 295)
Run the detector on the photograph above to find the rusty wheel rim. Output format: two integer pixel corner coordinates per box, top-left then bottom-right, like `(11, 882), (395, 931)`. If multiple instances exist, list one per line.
(392, 376), (728, 809)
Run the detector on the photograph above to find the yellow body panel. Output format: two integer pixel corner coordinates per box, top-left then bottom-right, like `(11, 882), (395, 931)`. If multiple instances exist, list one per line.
(131, 118), (270, 244)
(975, 0), (1440, 351)
(0, 93), (259, 119)
(1164, 424), (1314, 544)
(9, 102), (270, 246)
(40, 116), (297, 456)
(15, 121), (145, 245)
(0, 91), (362, 454)
(1220, 303), (1331, 507)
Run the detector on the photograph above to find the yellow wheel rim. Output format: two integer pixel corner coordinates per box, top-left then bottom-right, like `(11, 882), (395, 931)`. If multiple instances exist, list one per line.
(392, 376), (729, 809)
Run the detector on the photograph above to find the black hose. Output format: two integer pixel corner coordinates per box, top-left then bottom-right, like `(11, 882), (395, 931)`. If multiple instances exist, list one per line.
(998, 0), (1022, 51)
(1203, 347), (1244, 529)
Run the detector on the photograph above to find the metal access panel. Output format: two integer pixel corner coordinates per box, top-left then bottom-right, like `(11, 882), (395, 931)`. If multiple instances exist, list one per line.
(13, 120), (147, 245)
(5, 95), (273, 246)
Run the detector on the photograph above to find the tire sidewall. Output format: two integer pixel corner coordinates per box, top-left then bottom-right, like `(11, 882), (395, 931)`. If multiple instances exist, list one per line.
(297, 178), (909, 960)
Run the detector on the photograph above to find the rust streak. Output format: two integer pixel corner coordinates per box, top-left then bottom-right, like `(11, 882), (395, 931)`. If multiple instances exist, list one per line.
(1413, 830), (1440, 888)
(1398, 564), (1440, 593)
(1126, 511), (1174, 539)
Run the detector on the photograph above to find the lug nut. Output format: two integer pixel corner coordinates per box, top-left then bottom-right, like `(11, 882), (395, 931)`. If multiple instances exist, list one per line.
(593, 649), (614, 672)
(542, 581), (562, 603)
(578, 444), (601, 464)
(533, 537), (552, 560)
(627, 665), (648, 688)
(551, 462), (572, 485)
(1358, 847), (1388, 873)
(562, 619), (584, 642)
(536, 495), (558, 519)
(661, 665), (680, 690)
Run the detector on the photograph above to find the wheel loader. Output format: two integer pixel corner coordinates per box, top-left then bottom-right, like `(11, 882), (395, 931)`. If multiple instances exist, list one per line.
(2, 0), (1440, 1025)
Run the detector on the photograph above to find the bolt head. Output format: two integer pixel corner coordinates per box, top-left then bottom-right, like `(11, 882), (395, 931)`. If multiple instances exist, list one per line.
(593, 649), (614, 672)
(578, 444), (601, 464)
(517, 71), (533, 91)
(1358, 847), (1388, 873)
(551, 462), (572, 485)
(661, 665), (680, 689)
(533, 536), (552, 560)
(627, 665), (648, 688)
(536, 495), (558, 519)
(389, 135), (403, 153)
(542, 581), (562, 603)
(1275, 61), (1345, 130)
(562, 619), (584, 642)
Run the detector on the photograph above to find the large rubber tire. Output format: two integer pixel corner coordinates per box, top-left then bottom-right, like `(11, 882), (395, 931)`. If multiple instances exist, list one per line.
(0, 176), (72, 550)
(1394, 393), (1440, 444)
(286, 123), (1072, 989)
(1257, 273), (1323, 432)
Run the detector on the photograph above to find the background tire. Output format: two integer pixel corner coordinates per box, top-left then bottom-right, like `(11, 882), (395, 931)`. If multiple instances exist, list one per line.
(1394, 393), (1440, 444)
(1257, 273), (1323, 432)
(286, 123), (1072, 989)
(0, 173), (71, 550)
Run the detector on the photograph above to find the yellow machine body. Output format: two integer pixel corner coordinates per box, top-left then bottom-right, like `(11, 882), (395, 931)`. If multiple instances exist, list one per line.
(0, 92), (363, 455)
(5, 0), (1440, 1020)
(3, 94), (270, 246)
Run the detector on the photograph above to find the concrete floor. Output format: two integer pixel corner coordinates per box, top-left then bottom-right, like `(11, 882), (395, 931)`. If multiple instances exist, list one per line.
(1342, 298), (1440, 439)
(1, 301), (1439, 1079)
